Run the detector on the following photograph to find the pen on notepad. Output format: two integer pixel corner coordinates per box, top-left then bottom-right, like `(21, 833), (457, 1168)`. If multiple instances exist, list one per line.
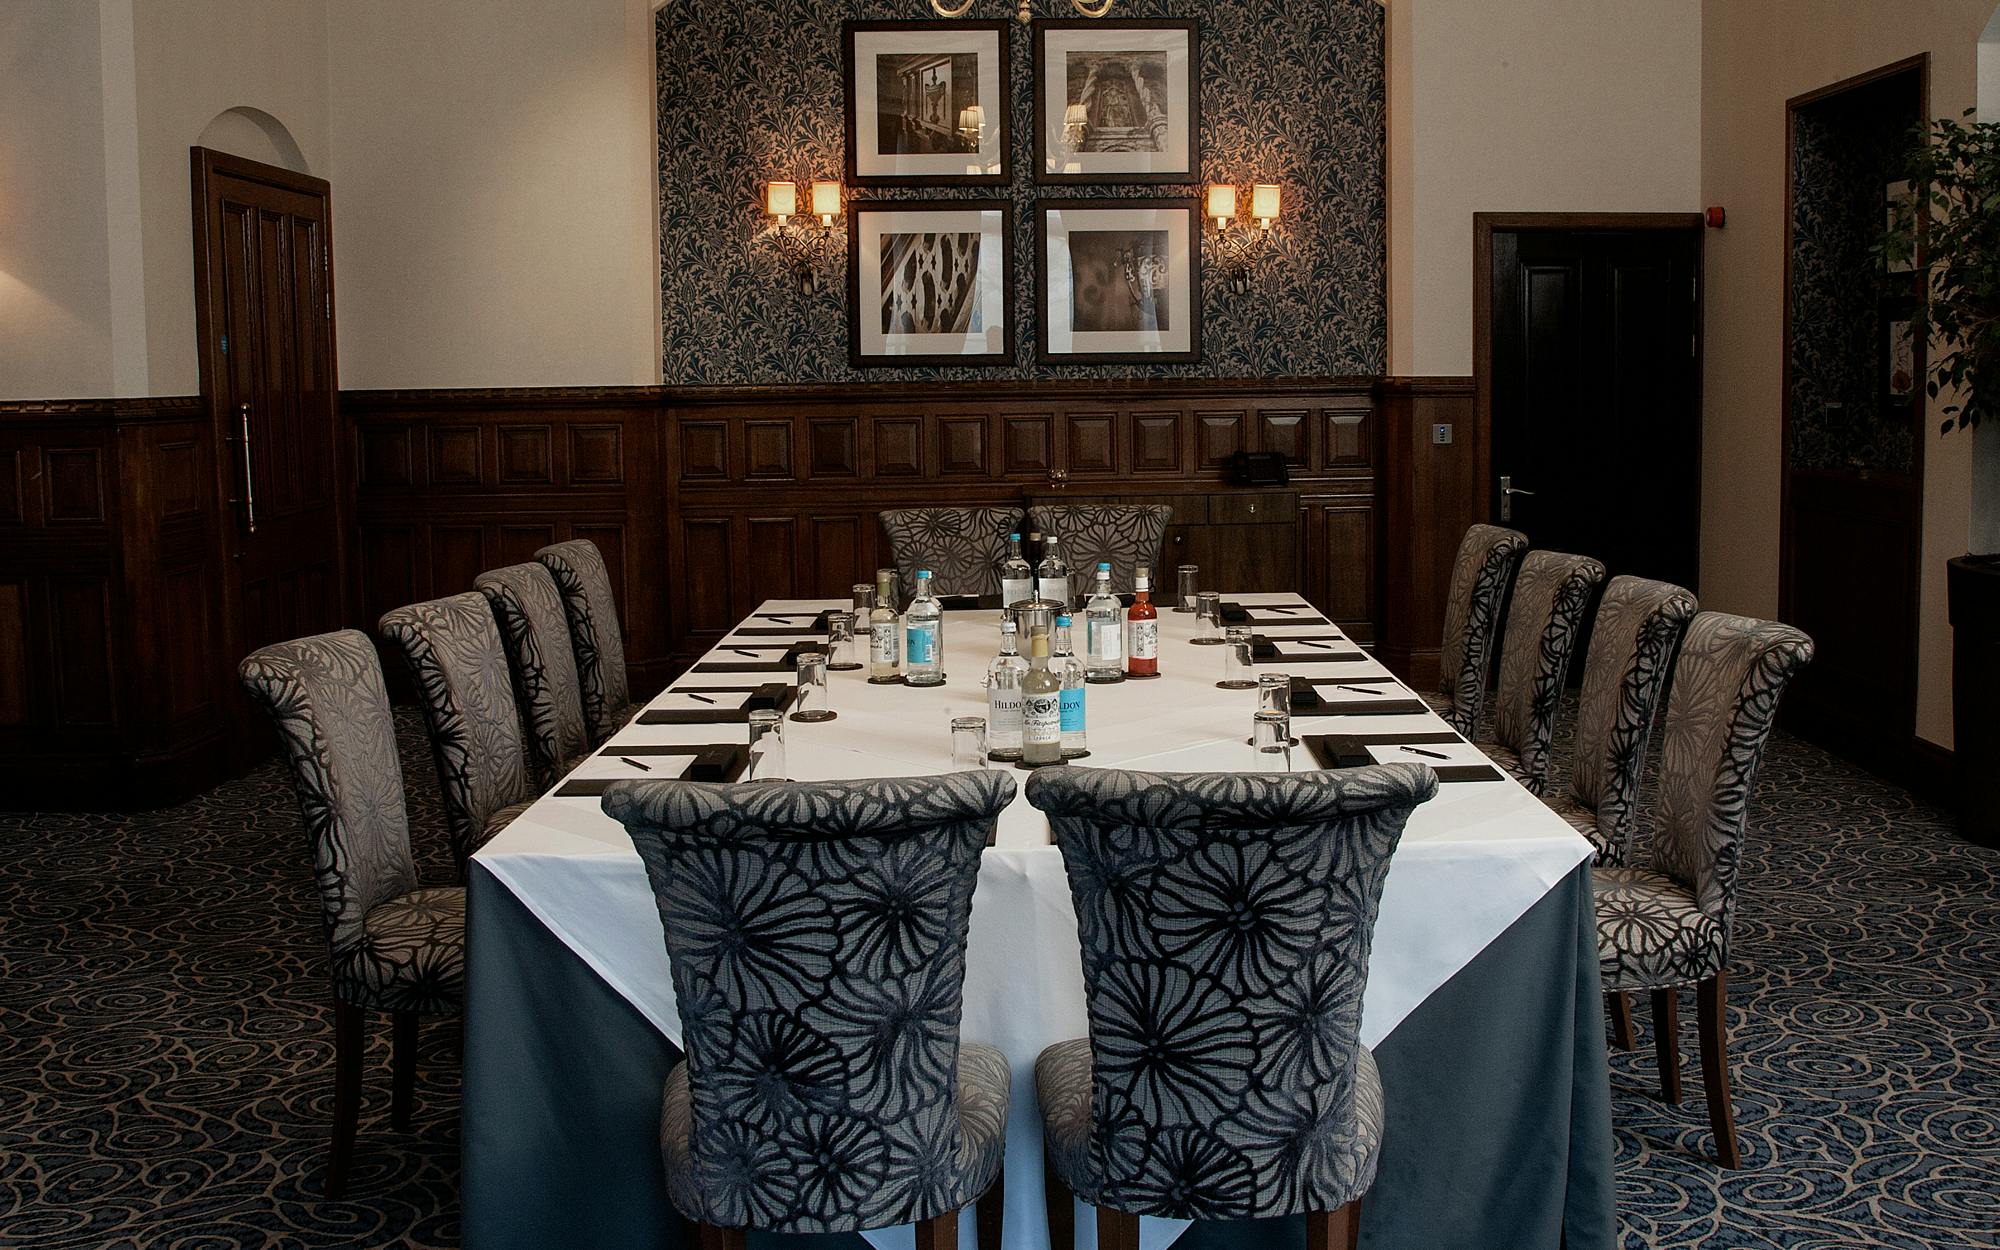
(1334, 684), (1381, 696)
(680, 692), (717, 704)
(730, 648), (758, 657)
(618, 757), (651, 771)
(1400, 746), (1448, 760)
(1297, 639), (1331, 649)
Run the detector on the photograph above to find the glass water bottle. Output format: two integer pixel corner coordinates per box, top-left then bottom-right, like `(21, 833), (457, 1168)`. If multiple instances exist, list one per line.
(985, 620), (1027, 760)
(903, 569), (944, 686)
(1052, 614), (1088, 758)
(1084, 562), (1125, 684)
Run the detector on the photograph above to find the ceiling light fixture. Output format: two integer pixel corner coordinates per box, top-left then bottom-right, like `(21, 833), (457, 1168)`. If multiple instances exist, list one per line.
(931, 0), (1114, 22)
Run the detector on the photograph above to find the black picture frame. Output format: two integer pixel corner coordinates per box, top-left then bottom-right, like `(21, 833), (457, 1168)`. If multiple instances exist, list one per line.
(1035, 196), (1202, 364)
(843, 20), (1013, 188)
(848, 199), (1016, 368)
(1032, 18), (1200, 186)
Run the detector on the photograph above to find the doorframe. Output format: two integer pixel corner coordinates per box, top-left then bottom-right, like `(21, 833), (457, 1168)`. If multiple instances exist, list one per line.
(1472, 211), (1707, 543)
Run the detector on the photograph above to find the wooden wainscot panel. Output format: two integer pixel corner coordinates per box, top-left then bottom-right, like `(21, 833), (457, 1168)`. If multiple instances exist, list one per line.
(156, 441), (202, 518)
(498, 425), (554, 485)
(569, 424), (625, 485)
(430, 525), (487, 595)
(1064, 410), (1118, 475)
(1324, 399), (1372, 469)
(1195, 410), (1247, 471)
(1375, 378), (1477, 688)
(937, 415), (990, 476)
(428, 426), (482, 486)
(499, 523), (559, 566)
(744, 420), (794, 480)
(360, 424), (415, 489)
(808, 418), (859, 478)
(804, 513), (865, 595)
(1256, 407), (1309, 466)
(1002, 414), (1054, 477)
(678, 517), (735, 637)
(745, 517), (798, 604)
(0, 579), (27, 724)
(1130, 410), (1184, 474)
(871, 417), (924, 477)
(360, 523), (420, 624)
(44, 448), (106, 523)
(0, 450), (20, 525)
(50, 576), (114, 725)
(680, 420), (729, 481)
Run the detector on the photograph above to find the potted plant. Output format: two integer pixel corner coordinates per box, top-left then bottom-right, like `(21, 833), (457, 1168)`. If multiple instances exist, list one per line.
(1889, 109), (2000, 847)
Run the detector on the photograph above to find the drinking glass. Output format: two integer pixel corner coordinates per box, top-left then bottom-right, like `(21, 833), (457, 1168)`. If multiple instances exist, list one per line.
(790, 652), (836, 722)
(952, 716), (990, 770)
(825, 611), (861, 671)
(1218, 626), (1257, 689)
(1252, 709), (1294, 771)
(852, 583), (875, 634)
(1175, 564), (1200, 612)
(746, 710), (788, 781)
(1253, 672), (1298, 745)
(1191, 591), (1224, 645)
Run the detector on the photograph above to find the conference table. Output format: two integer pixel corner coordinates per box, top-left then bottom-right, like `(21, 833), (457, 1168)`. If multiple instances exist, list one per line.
(462, 593), (1617, 1250)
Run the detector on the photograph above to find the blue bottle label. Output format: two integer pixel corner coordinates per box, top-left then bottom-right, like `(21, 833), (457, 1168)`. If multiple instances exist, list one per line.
(1060, 687), (1084, 732)
(906, 623), (936, 664)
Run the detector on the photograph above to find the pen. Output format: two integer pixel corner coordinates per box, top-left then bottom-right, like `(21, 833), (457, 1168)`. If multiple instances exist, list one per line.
(619, 757), (651, 771)
(1400, 745), (1449, 760)
(731, 649), (758, 657)
(684, 692), (717, 704)
(1298, 639), (1331, 649)
(1334, 684), (1381, 696)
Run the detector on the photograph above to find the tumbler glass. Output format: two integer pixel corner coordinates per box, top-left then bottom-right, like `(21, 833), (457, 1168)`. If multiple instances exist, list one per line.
(852, 583), (876, 634)
(1191, 591), (1224, 644)
(746, 709), (788, 781)
(790, 652), (836, 722)
(1218, 626), (1257, 690)
(952, 716), (990, 770)
(1251, 709), (1294, 771)
(1253, 672), (1298, 745)
(826, 611), (861, 671)
(1175, 564), (1200, 612)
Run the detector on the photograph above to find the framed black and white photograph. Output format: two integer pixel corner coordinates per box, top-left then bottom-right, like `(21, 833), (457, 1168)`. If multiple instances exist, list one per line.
(849, 200), (1013, 366)
(1033, 19), (1198, 184)
(844, 21), (1011, 186)
(1036, 198), (1200, 362)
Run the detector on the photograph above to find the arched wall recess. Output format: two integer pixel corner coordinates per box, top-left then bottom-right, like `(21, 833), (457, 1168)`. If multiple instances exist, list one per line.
(195, 106), (311, 175)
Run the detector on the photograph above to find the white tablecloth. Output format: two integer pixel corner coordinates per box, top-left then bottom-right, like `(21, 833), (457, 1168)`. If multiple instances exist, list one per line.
(474, 593), (1593, 1250)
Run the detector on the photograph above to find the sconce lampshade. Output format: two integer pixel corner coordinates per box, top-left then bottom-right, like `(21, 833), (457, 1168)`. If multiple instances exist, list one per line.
(810, 180), (841, 224)
(1251, 183), (1281, 226)
(766, 180), (798, 222)
(1206, 184), (1238, 223)
(958, 104), (983, 134)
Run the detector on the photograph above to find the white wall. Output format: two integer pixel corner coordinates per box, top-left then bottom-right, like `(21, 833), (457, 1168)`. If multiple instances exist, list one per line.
(1385, 0), (1704, 376)
(1702, 0), (1990, 748)
(327, 0), (661, 389)
(0, 2), (113, 399)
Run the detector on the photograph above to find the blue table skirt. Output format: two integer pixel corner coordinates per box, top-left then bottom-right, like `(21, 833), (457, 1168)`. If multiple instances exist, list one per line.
(463, 860), (1616, 1250)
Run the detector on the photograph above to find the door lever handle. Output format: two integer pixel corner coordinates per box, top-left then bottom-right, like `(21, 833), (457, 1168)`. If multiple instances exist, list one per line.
(226, 402), (258, 536)
(1499, 474), (1534, 522)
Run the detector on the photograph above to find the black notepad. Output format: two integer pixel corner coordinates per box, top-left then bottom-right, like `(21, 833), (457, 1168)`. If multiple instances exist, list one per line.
(1290, 696), (1432, 717)
(1303, 736), (1502, 782)
(554, 744), (749, 795)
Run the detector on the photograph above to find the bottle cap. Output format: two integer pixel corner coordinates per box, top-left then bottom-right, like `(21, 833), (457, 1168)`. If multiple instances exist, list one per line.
(1056, 614), (1072, 626)
(1001, 619), (1016, 633)
(1137, 565), (1150, 578)
(1098, 562), (1111, 571)
(1030, 632), (1050, 658)
(917, 569), (931, 579)
(1009, 532), (1021, 541)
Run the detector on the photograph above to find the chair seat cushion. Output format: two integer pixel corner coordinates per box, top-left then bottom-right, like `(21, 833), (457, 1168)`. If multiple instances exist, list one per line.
(1594, 865), (1724, 992)
(1543, 790), (1615, 864)
(337, 885), (466, 1013)
(660, 1040), (1010, 1233)
(1035, 1037), (1385, 1217)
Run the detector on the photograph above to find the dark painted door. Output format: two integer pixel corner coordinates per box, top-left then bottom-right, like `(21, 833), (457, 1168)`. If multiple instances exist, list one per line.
(1490, 228), (1702, 592)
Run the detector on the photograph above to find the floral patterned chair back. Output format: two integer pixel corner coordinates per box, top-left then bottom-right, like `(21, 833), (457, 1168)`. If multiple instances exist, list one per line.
(1486, 550), (1607, 792)
(1558, 576), (1697, 864)
(1024, 503), (1173, 592)
(878, 506), (1024, 600)
(602, 771), (1017, 1234)
(1435, 524), (1528, 736)
(1024, 763), (1438, 1220)
(535, 539), (633, 746)
(238, 630), (461, 1013)
(1649, 612), (1815, 941)
(476, 562), (590, 790)
(378, 592), (534, 876)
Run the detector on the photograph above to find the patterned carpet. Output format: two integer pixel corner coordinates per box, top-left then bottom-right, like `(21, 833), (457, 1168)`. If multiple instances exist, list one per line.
(2, 711), (1997, 1248)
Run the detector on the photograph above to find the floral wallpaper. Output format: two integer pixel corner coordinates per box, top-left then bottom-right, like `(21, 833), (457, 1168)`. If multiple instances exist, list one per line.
(656, 0), (1385, 384)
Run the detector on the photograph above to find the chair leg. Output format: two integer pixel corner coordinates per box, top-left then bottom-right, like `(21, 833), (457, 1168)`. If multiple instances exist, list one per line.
(975, 1171), (1004, 1250)
(1306, 1198), (1362, 1250)
(915, 1209), (958, 1250)
(693, 1224), (746, 1250)
(327, 1000), (364, 1199)
(1043, 1153), (1074, 1250)
(1097, 1207), (1141, 1250)
(391, 1010), (418, 1130)
(1608, 990), (1636, 1050)
(1651, 988), (1682, 1104)
(1696, 972), (1741, 1168)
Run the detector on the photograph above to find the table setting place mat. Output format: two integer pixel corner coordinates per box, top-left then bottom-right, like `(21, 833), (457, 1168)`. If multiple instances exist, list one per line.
(731, 626), (831, 638)
(693, 657), (806, 674)
(1252, 634), (1370, 662)
(1219, 601), (1332, 627)
(1287, 682), (1433, 715)
(637, 683), (795, 723)
(1304, 734), (1503, 783)
(750, 609), (833, 631)
(554, 744), (749, 795)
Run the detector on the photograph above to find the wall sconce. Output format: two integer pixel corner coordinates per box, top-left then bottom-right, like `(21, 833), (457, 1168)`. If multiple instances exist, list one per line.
(958, 104), (985, 146)
(763, 178), (842, 293)
(1206, 180), (1282, 294)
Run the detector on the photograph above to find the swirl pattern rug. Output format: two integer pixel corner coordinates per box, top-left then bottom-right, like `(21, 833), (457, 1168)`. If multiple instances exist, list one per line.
(2, 709), (1996, 1248)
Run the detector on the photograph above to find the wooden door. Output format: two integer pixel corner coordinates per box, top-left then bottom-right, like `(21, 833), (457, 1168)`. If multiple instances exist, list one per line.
(191, 148), (345, 668)
(1484, 218), (1703, 592)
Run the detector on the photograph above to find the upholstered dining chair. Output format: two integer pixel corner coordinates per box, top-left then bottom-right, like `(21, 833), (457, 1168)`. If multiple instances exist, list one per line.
(600, 771), (1017, 1250)
(476, 562), (590, 790)
(1594, 611), (1813, 1168)
(1542, 576), (1698, 866)
(1475, 550), (1607, 794)
(535, 539), (640, 746)
(378, 592), (537, 879)
(1024, 503), (1173, 592)
(878, 505), (1024, 599)
(238, 630), (465, 1199)
(1025, 762), (1439, 1250)
(1428, 523), (1528, 737)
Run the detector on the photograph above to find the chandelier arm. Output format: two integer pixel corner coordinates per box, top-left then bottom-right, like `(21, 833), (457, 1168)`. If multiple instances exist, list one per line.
(931, 0), (979, 16)
(1071, 0), (1117, 16)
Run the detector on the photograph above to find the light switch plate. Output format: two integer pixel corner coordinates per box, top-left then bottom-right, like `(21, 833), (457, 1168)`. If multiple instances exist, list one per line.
(1432, 423), (1453, 445)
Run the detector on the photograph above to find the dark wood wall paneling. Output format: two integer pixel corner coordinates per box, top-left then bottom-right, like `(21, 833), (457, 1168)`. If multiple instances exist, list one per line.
(1375, 378), (1483, 691)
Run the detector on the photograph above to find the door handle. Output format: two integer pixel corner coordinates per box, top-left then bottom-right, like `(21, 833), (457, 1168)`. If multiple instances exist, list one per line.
(227, 402), (258, 536)
(1499, 474), (1534, 523)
